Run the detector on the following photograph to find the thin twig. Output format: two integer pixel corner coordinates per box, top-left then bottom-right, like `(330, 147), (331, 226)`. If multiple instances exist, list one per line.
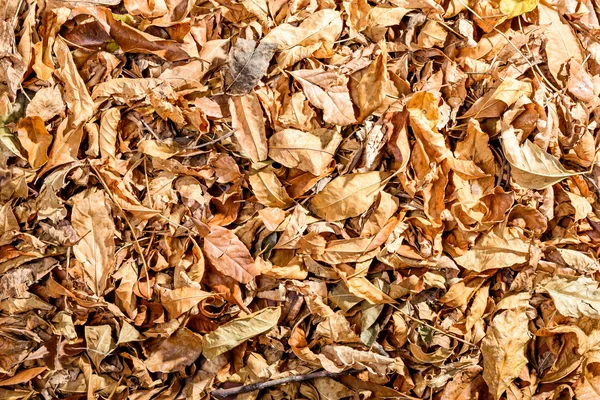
(211, 369), (359, 398)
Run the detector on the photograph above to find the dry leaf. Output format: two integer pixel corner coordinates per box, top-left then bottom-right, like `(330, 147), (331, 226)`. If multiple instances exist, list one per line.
(543, 276), (600, 318)
(144, 328), (203, 372)
(203, 225), (260, 284)
(17, 116), (52, 169)
(538, 4), (584, 85)
(229, 93), (268, 163)
(501, 128), (580, 190)
(268, 128), (342, 175)
(202, 307), (281, 360)
(71, 190), (116, 296)
(290, 69), (356, 126)
(249, 167), (293, 208)
(223, 39), (277, 95)
(310, 172), (391, 221)
(482, 308), (530, 400)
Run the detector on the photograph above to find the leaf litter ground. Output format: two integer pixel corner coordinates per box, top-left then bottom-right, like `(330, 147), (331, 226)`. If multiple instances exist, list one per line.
(1, 0), (600, 399)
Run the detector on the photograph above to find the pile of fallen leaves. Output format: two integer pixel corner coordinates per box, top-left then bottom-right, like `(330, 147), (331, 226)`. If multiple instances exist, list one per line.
(1, 0), (600, 398)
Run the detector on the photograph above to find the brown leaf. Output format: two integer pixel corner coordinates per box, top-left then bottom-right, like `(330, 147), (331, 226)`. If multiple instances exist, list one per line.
(71, 190), (116, 296)
(229, 93), (268, 163)
(17, 116), (52, 169)
(350, 50), (388, 122)
(290, 69), (356, 126)
(203, 225), (259, 284)
(248, 167), (293, 208)
(144, 328), (203, 373)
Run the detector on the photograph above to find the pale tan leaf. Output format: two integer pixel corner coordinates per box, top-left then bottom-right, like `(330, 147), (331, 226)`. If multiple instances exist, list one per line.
(202, 307), (281, 360)
(543, 276), (600, 318)
(268, 128), (342, 175)
(310, 172), (391, 222)
(25, 85), (65, 122)
(501, 128), (580, 190)
(99, 108), (119, 160)
(453, 228), (530, 272)
(263, 10), (343, 69)
(539, 3), (584, 85)
(160, 287), (212, 319)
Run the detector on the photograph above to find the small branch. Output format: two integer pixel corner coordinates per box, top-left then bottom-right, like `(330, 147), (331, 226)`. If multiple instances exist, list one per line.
(211, 369), (358, 398)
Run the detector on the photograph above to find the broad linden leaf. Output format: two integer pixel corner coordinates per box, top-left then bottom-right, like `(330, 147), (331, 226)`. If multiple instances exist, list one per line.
(311, 172), (391, 222)
(482, 308), (530, 400)
(202, 307), (281, 360)
(71, 190), (116, 296)
(543, 276), (600, 318)
(268, 128), (342, 175)
(501, 128), (580, 190)
(203, 225), (260, 284)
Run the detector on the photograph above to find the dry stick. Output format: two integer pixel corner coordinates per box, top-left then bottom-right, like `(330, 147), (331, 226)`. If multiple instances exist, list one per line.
(211, 369), (359, 398)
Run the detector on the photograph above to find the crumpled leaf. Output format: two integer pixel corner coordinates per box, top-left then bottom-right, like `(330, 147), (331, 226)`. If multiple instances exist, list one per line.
(202, 307), (281, 360)
(85, 325), (114, 369)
